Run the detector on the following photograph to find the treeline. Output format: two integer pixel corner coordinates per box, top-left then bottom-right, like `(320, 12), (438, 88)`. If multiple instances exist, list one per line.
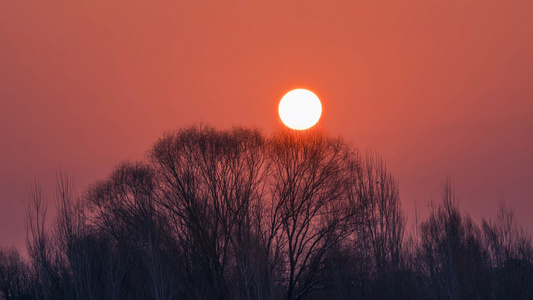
(1, 126), (532, 300)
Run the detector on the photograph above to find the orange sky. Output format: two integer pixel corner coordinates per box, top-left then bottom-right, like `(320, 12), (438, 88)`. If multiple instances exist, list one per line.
(1, 0), (532, 250)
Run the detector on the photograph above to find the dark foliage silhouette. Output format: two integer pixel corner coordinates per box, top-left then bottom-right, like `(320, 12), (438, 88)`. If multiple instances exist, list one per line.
(2, 125), (532, 300)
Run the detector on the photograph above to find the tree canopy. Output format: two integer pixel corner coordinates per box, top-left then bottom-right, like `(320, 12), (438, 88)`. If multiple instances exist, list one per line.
(1, 125), (531, 300)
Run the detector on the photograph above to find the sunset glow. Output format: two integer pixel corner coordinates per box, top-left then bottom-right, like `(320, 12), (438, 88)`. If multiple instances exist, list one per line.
(1, 0), (533, 273)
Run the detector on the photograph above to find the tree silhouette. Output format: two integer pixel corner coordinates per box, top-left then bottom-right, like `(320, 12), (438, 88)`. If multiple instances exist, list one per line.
(26, 182), (53, 300)
(418, 179), (489, 300)
(149, 126), (267, 299)
(0, 246), (32, 299)
(265, 129), (354, 300)
(2, 125), (532, 300)
(482, 199), (533, 299)
(349, 151), (406, 299)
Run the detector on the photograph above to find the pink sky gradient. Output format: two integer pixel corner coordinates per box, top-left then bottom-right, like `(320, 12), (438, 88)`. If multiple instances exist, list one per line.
(1, 0), (532, 251)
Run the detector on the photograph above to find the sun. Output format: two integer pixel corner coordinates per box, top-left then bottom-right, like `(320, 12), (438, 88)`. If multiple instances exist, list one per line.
(278, 89), (322, 130)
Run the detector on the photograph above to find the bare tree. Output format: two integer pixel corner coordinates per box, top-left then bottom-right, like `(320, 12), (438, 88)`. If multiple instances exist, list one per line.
(55, 169), (121, 300)
(86, 162), (178, 300)
(418, 178), (489, 300)
(482, 199), (533, 299)
(14, 125), (533, 300)
(347, 150), (406, 299)
(149, 125), (268, 299)
(55, 169), (85, 300)
(26, 180), (52, 300)
(265, 129), (353, 300)
(0, 246), (32, 300)
(483, 199), (533, 267)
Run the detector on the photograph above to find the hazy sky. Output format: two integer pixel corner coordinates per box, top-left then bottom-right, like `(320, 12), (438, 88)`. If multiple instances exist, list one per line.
(1, 0), (532, 251)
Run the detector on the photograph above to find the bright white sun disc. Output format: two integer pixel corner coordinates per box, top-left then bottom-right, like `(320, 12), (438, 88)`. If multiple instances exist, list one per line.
(278, 89), (322, 130)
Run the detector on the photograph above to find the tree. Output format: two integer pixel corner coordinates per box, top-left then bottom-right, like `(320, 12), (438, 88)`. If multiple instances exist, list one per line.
(265, 129), (354, 300)
(0, 246), (32, 300)
(149, 125), (268, 299)
(482, 199), (533, 299)
(13, 125), (533, 300)
(418, 179), (489, 300)
(347, 150), (406, 299)
(26, 181), (53, 300)
(55, 169), (132, 300)
(86, 162), (179, 300)
(316, 150), (407, 300)
(54, 169), (91, 300)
